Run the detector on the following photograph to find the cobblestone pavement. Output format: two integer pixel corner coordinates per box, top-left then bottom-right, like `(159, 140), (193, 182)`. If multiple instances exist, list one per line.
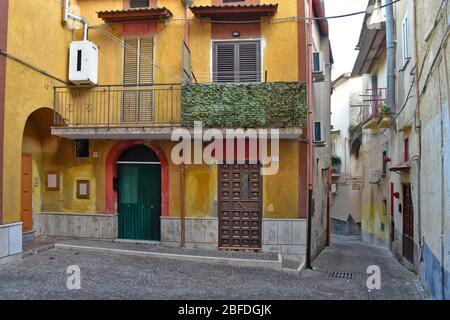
(0, 236), (424, 300)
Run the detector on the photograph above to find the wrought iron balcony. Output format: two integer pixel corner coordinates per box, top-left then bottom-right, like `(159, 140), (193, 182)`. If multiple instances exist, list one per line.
(53, 83), (181, 127)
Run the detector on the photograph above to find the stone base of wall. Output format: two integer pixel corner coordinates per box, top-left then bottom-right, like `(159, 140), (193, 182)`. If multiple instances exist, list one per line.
(262, 219), (306, 255)
(34, 213), (118, 239)
(161, 217), (218, 250)
(161, 217), (306, 255)
(0, 222), (22, 265)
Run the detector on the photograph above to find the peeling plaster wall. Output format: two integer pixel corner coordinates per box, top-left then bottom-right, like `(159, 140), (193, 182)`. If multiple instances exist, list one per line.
(415, 0), (449, 300)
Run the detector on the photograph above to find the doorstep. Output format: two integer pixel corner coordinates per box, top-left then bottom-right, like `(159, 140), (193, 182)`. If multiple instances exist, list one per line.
(54, 239), (283, 270)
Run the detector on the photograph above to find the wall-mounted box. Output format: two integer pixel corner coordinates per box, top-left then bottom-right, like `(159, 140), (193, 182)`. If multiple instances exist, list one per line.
(69, 40), (98, 85)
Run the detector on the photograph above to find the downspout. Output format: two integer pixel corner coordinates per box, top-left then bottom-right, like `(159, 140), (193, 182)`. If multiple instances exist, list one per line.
(305, 0), (315, 269)
(64, 0), (89, 41)
(180, 0), (192, 247)
(385, 0), (395, 114)
(412, 0), (422, 269)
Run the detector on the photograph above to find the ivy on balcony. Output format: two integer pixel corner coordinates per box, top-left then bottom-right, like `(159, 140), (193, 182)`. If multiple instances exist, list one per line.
(181, 82), (307, 128)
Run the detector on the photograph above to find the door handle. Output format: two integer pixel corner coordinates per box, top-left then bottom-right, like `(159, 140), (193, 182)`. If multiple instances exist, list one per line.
(238, 201), (246, 209)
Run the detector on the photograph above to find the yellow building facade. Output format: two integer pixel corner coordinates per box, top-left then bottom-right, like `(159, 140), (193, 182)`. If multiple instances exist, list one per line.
(0, 0), (332, 261)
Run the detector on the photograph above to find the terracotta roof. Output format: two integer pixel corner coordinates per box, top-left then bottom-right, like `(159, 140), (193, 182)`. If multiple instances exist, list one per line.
(97, 7), (173, 23)
(190, 4), (278, 19)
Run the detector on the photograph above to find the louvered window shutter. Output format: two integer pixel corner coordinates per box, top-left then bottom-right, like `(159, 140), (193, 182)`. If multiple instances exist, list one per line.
(123, 37), (154, 122)
(238, 42), (260, 83)
(139, 37), (153, 84)
(214, 43), (236, 83)
(138, 37), (154, 122)
(214, 41), (260, 83)
(124, 38), (138, 85)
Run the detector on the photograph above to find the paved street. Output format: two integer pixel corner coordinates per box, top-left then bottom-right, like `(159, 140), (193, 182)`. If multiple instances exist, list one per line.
(0, 236), (424, 300)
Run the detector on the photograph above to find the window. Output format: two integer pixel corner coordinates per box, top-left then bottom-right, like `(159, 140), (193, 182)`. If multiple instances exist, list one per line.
(314, 121), (324, 143)
(402, 14), (411, 65)
(213, 41), (261, 83)
(404, 138), (409, 162)
(312, 52), (323, 73)
(382, 150), (387, 174)
(130, 0), (149, 8)
(123, 37), (154, 122)
(75, 140), (89, 158)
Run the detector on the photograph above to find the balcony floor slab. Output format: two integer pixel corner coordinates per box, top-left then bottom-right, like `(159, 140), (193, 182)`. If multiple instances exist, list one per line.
(51, 126), (304, 140)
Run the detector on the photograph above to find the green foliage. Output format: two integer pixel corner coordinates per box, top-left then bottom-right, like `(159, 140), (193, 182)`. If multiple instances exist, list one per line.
(181, 82), (307, 128)
(332, 155), (342, 165)
(377, 102), (390, 115)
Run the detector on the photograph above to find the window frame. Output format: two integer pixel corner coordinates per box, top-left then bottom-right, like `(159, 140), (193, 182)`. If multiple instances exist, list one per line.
(401, 13), (411, 66)
(212, 39), (262, 83)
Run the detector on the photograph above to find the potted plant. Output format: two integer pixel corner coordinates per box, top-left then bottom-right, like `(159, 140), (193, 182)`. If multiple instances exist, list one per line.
(377, 102), (391, 128)
(331, 155), (342, 174)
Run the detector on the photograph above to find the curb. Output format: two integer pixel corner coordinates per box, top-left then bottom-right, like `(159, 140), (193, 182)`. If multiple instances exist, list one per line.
(54, 243), (283, 271)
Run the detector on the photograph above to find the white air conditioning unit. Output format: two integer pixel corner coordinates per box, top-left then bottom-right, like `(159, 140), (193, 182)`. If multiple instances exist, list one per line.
(69, 40), (98, 85)
(312, 51), (323, 74)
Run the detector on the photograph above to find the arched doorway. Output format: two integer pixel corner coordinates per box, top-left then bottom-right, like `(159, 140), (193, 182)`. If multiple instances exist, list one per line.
(117, 145), (161, 241)
(21, 107), (57, 233)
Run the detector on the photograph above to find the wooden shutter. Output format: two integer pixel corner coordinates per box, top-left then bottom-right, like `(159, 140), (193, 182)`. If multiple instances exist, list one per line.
(123, 38), (139, 122)
(214, 43), (236, 83)
(138, 37), (154, 122)
(238, 42), (260, 82)
(123, 37), (154, 122)
(214, 41), (260, 83)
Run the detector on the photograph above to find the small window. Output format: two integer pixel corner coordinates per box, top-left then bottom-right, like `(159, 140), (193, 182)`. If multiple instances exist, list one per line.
(314, 121), (323, 143)
(75, 140), (89, 158)
(382, 150), (387, 174)
(402, 14), (411, 65)
(312, 52), (322, 73)
(130, 0), (149, 8)
(404, 138), (409, 162)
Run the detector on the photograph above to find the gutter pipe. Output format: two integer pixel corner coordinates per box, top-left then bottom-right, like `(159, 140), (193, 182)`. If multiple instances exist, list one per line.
(64, 0), (89, 41)
(305, 0), (315, 269)
(385, 0), (395, 114)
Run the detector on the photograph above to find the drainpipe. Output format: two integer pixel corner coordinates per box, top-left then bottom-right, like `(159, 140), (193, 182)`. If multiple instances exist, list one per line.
(64, 0), (89, 41)
(180, 0), (192, 248)
(385, 0), (395, 114)
(305, 0), (315, 269)
(412, 0), (422, 269)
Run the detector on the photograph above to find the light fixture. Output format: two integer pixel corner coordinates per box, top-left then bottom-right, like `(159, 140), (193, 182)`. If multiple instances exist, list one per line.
(232, 31), (241, 38)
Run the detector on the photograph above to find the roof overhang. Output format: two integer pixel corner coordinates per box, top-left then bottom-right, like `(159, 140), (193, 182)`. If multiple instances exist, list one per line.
(351, 26), (386, 76)
(313, 0), (329, 35)
(351, 0), (386, 76)
(97, 7), (173, 23)
(190, 4), (278, 20)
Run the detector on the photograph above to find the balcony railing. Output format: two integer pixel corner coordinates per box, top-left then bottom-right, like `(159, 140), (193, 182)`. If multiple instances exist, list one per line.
(53, 84), (181, 127)
(53, 82), (307, 129)
(352, 87), (387, 125)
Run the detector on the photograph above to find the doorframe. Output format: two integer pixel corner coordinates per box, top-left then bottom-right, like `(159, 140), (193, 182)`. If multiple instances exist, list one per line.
(21, 152), (33, 232)
(217, 162), (263, 250)
(402, 183), (414, 264)
(105, 140), (169, 216)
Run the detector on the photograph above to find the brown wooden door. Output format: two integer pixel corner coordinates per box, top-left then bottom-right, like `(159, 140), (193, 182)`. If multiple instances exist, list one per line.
(21, 153), (33, 232)
(218, 163), (262, 249)
(402, 184), (414, 263)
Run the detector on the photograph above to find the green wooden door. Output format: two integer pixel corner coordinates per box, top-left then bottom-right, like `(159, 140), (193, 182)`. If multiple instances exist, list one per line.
(118, 163), (161, 241)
